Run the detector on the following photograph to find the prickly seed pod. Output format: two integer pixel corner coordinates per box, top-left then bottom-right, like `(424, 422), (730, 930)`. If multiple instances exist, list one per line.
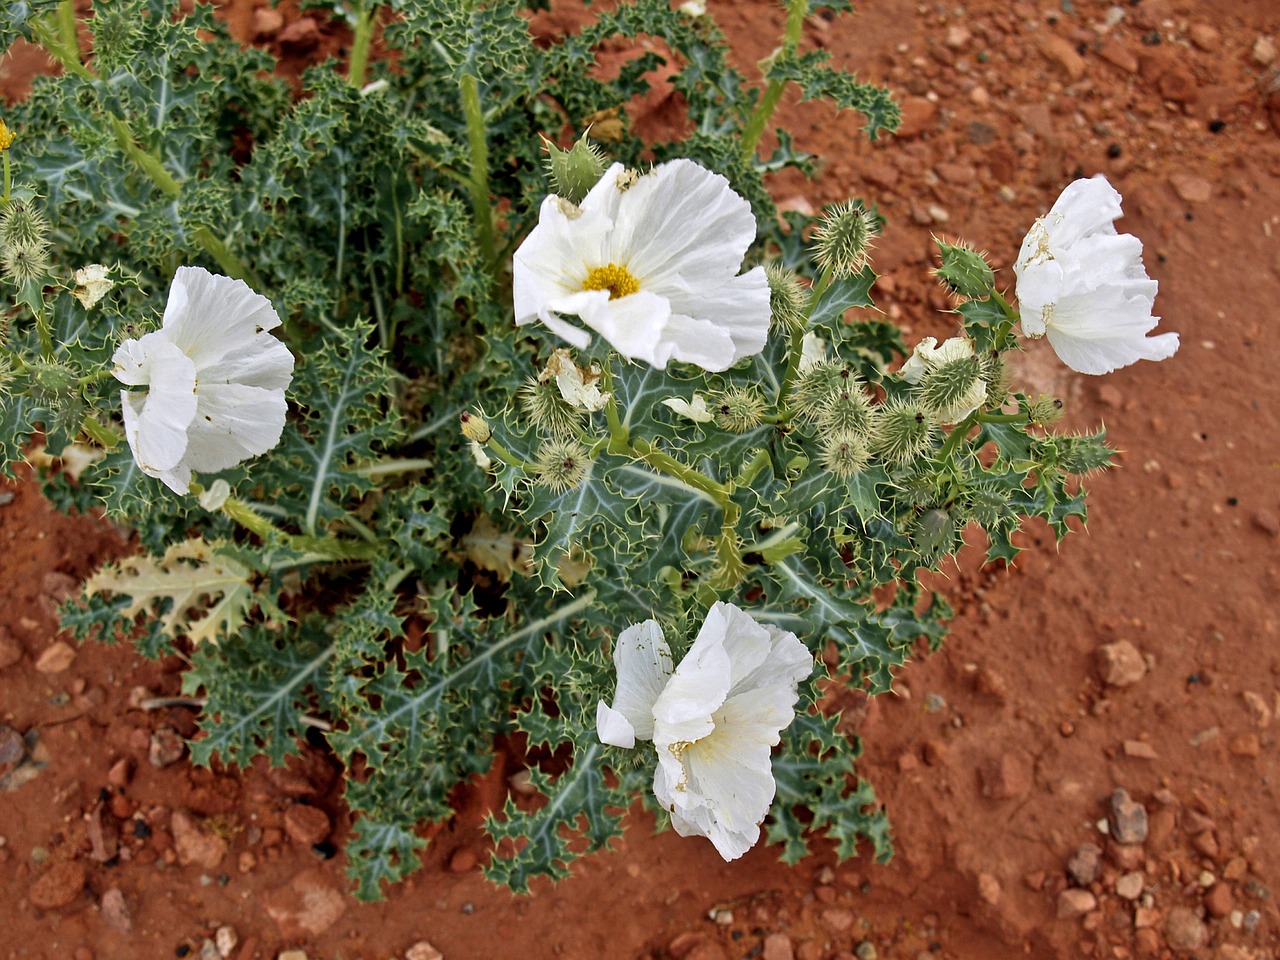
(980, 351), (1011, 407)
(713, 386), (764, 433)
(1027, 393), (1065, 426)
(870, 400), (936, 464)
(820, 430), (871, 479)
(533, 438), (592, 492)
(933, 238), (995, 300)
(765, 262), (808, 334)
(25, 360), (78, 402)
(915, 355), (986, 423)
(915, 508), (955, 558)
(2, 239), (50, 285)
(543, 133), (607, 205)
(518, 377), (585, 438)
(815, 385), (874, 437)
(0, 201), (50, 250)
(0, 356), (14, 397)
(1056, 432), (1114, 477)
(459, 411), (492, 444)
(813, 200), (877, 277)
(791, 360), (856, 422)
(966, 481), (1013, 528)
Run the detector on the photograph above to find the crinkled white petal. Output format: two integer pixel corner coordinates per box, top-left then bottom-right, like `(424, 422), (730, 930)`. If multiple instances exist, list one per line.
(596, 701), (638, 750)
(661, 394), (714, 423)
(799, 331), (827, 372)
(162, 266), (283, 372)
(1043, 284), (1179, 375)
(541, 348), (610, 412)
(598, 620), (673, 747)
(900, 336), (938, 384)
(514, 195), (615, 329)
(182, 381), (289, 472)
(118, 338), (198, 479)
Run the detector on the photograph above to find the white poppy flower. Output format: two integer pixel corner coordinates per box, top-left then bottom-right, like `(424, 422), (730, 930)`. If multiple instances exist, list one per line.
(513, 159), (771, 373)
(1014, 176), (1178, 375)
(596, 603), (812, 861)
(112, 266), (294, 495)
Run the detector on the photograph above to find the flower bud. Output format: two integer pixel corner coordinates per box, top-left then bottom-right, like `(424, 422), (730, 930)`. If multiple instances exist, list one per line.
(820, 430), (871, 479)
(0, 201), (49, 250)
(26, 360), (78, 401)
(815, 385), (873, 437)
(933, 238), (995, 300)
(765, 262), (808, 334)
(459, 411), (492, 444)
(813, 200), (877, 277)
(915, 354), (986, 423)
(2, 240), (51, 285)
(870, 400), (936, 464)
(518, 377), (585, 437)
(1056, 432), (1113, 476)
(791, 360), (857, 422)
(1027, 393), (1065, 426)
(533, 438), (592, 492)
(712, 386), (764, 433)
(543, 132), (608, 206)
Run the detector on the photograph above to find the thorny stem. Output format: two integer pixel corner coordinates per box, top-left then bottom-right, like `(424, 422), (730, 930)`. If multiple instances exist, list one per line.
(355, 457), (435, 478)
(460, 73), (497, 273)
(740, 0), (808, 162)
(937, 410), (978, 462)
(80, 417), (120, 450)
(55, 0), (78, 59)
(3, 152), (11, 205)
(141, 696), (333, 731)
(348, 2), (378, 88)
(221, 497), (381, 561)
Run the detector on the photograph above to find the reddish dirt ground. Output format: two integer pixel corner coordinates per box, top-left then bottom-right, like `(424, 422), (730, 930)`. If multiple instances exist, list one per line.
(3, 1), (1280, 959)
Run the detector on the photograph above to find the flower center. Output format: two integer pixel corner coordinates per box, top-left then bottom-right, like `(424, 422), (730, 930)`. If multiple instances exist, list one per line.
(582, 263), (639, 300)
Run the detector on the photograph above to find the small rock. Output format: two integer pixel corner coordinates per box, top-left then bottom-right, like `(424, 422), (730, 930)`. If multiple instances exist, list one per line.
(252, 7), (284, 39)
(278, 18), (320, 50)
(1097, 641), (1146, 686)
(1163, 906), (1207, 953)
(1134, 907), (1160, 929)
(171, 810), (228, 870)
(1098, 41), (1139, 74)
(944, 25), (970, 49)
(29, 861), (87, 909)
(854, 942), (878, 960)
(0, 629), (22, 670)
(977, 873), (1001, 906)
(1039, 35), (1086, 81)
(0, 724), (26, 771)
(1241, 691), (1272, 727)
(278, 952), (309, 960)
(1067, 843), (1103, 886)
(1134, 928), (1161, 956)
(263, 869), (347, 939)
(1116, 872), (1145, 900)
(1023, 870), (1046, 891)
(1159, 67), (1198, 103)
(762, 933), (794, 960)
(106, 757), (133, 788)
(86, 804), (119, 863)
(405, 941), (444, 960)
(896, 97), (939, 138)
(1253, 509), (1280, 535)
(1216, 946), (1254, 960)
(148, 727), (185, 768)
(1170, 174), (1212, 204)
(1229, 733), (1261, 758)
(35, 641), (76, 674)
(215, 926), (238, 959)
(449, 846), (478, 873)
(1057, 888), (1097, 919)
(979, 752), (1032, 800)
(1252, 36), (1278, 68)
(1223, 857), (1248, 881)
(1192, 831), (1220, 858)
(1205, 883), (1235, 918)
(200, 939), (220, 960)
(284, 804), (330, 847)
(1109, 842), (1146, 871)
(1123, 740), (1158, 760)
(1188, 24), (1220, 51)
(823, 908), (854, 932)
(100, 888), (131, 933)
(1109, 788), (1149, 844)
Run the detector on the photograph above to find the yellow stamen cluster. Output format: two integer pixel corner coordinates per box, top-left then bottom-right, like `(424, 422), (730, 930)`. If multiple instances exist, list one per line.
(582, 263), (639, 300)
(0, 120), (14, 152)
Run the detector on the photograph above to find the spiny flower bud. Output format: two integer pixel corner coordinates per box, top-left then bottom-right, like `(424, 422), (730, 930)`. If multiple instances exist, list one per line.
(518, 377), (585, 438)
(820, 430), (871, 479)
(1056, 432), (1114, 477)
(1027, 393), (1065, 426)
(765, 262), (808, 334)
(813, 200), (877, 278)
(933, 238), (995, 300)
(533, 438), (592, 492)
(0, 201), (48, 249)
(870, 400), (936, 464)
(815, 384), (873, 437)
(915, 507), (955, 558)
(713, 386), (764, 433)
(2, 240), (51, 285)
(791, 360), (858, 422)
(915, 354), (986, 424)
(25, 360), (78, 402)
(543, 132), (607, 206)
(966, 481), (1013, 528)
(980, 351), (1010, 407)
(459, 410), (492, 444)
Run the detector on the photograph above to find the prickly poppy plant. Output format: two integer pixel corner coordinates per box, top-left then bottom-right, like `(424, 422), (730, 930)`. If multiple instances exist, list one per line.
(0, 0), (1175, 899)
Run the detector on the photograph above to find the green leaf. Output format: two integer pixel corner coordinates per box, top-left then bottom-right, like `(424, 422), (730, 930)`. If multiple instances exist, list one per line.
(809, 265), (876, 328)
(765, 51), (900, 141)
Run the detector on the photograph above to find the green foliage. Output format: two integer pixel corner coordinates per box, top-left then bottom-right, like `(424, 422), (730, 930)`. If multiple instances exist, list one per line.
(0, 0), (1136, 904)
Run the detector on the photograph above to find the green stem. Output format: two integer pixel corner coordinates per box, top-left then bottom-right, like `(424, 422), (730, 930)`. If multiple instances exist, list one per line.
(459, 73), (497, 271)
(191, 226), (262, 287)
(356, 457), (435, 478)
(80, 417), (120, 449)
(2, 152), (10, 205)
(628, 437), (729, 503)
(77, 367), (116, 389)
(485, 437), (534, 472)
(740, 0), (808, 162)
(35, 310), (52, 360)
(348, 2), (377, 88)
(976, 411), (1026, 424)
(55, 0), (78, 58)
(734, 448), (771, 487)
(222, 497), (380, 561)
(937, 411), (978, 462)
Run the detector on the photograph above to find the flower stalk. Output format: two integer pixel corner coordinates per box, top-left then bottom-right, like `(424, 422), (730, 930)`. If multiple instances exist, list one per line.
(460, 73), (497, 272)
(348, 2), (378, 89)
(740, 0), (808, 161)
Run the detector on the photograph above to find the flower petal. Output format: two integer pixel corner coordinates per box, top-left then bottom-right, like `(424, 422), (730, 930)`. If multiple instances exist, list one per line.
(602, 619), (673, 744)
(1045, 285), (1179, 375)
(514, 193), (616, 328)
(596, 701), (637, 749)
(162, 266), (282, 371)
(182, 382), (288, 472)
(662, 266), (770, 368)
(119, 339), (198, 477)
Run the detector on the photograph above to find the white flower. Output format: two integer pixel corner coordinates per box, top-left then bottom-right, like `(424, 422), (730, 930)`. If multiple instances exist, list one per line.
(1014, 176), (1178, 375)
(112, 266), (294, 495)
(72, 263), (114, 310)
(899, 335), (986, 421)
(539, 347), (610, 412)
(799, 330), (827, 372)
(513, 159), (771, 373)
(661, 393), (714, 423)
(596, 603), (813, 861)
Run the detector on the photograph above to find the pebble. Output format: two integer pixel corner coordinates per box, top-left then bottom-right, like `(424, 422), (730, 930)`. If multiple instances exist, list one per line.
(1241, 691), (1272, 727)
(1057, 888), (1097, 919)
(0, 725), (26, 770)
(1116, 872), (1144, 899)
(277, 17), (320, 51)
(200, 939), (220, 960)
(1067, 843), (1102, 886)
(1205, 883), (1235, 918)
(1170, 174), (1212, 204)
(1252, 36), (1277, 67)
(1228, 733), (1261, 757)
(763, 933), (794, 960)
(284, 804), (331, 847)
(1109, 788), (1149, 844)
(1097, 641), (1146, 686)
(448, 846), (478, 873)
(404, 942), (444, 960)
(1192, 831), (1220, 858)
(149, 727), (186, 768)
(263, 869), (347, 938)
(855, 942), (878, 960)
(29, 860), (87, 909)
(1163, 906), (1207, 952)
(101, 888), (131, 933)
(977, 873), (1001, 906)
(1039, 35), (1086, 81)
(1123, 740), (1158, 760)
(1098, 41), (1139, 74)
(278, 952), (309, 960)
(106, 757), (134, 788)
(171, 810), (229, 869)
(215, 926), (238, 958)
(1188, 24), (1220, 51)
(1134, 928), (1161, 956)
(823, 908), (854, 932)
(252, 7), (284, 39)
(1252, 509), (1280, 535)
(979, 752), (1032, 800)
(34, 641), (76, 674)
